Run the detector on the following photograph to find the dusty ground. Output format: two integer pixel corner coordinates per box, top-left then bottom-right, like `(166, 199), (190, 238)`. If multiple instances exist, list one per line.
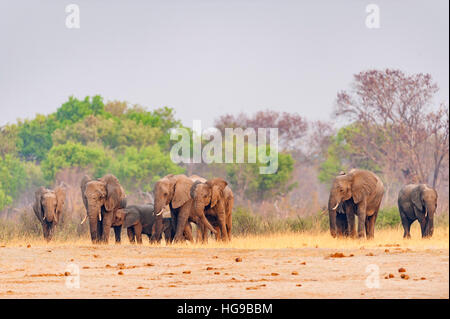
(0, 230), (448, 299)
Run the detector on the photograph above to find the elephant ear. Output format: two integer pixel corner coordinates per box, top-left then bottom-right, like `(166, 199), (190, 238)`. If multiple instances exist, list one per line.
(411, 185), (423, 211)
(190, 181), (203, 200)
(101, 174), (126, 212)
(124, 210), (140, 228)
(33, 187), (46, 222)
(172, 176), (193, 209)
(207, 178), (228, 208)
(54, 185), (66, 217)
(350, 170), (378, 204)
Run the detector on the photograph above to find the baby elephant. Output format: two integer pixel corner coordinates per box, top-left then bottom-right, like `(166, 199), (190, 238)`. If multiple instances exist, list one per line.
(113, 204), (173, 244)
(398, 184), (438, 238)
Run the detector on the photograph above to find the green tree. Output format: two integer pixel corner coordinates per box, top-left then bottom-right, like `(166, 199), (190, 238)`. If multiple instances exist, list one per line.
(56, 95), (105, 126)
(41, 142), (111, 181)
(318, 124), (379, 184)
(0, 155), (27, 210)
(52, 115), (162, 151)
(109, 145), (185, 191)
(225, 144), (296, 201)
(126, 105), (183, 150)
(17, 114), (58, 162)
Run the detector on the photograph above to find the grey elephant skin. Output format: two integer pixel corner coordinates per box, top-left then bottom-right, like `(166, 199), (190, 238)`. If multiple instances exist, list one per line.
(398, 184), (437, 238)
(153, 174), (216, 243)
(33, 185), (66, 241)
(190, 177), (234, 242)
(113, 204), (173, 244)
(80, 174), (127, 244)
(328, 169), (384, 239)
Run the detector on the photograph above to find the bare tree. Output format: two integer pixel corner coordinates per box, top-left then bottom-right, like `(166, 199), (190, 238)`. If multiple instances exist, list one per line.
(335, 69), (448, 188)
(214, 110), (308, 152)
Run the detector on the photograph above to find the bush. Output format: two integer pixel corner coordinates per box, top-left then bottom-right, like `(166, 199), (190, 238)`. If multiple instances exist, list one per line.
(435, 212), (449, 227)
(231, 207), (329, 235)
(0, 208), (90, 242)
(376, 207), (401, 229)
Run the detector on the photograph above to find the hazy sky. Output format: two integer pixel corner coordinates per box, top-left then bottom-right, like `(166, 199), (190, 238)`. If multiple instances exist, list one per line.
(0, 0), (448, 128)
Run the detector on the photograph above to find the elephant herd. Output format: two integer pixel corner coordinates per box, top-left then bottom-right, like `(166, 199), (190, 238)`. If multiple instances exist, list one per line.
(33, 173), (234, 244)
(327, 169), (437, 239)
(32, 169), (438, 243)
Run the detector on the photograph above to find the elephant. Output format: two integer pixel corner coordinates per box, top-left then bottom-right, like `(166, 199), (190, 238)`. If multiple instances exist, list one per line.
(152, 174), (216, 243)
(333, 203), (349, 237)
(398, 184), (437, 238)
(80, 174), (127, 244)
(190, 177), (234, 242)
(33, 185), (66, 241)
(112, 204), (173, 244)
(328, 169), (384, 239)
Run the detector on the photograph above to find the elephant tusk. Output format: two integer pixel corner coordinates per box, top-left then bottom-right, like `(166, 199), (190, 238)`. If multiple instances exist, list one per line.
(43, 216), (46, 221)
(98, 213), (102, 221)
(332, 203), (339, 210)
(156, 209), (163, 216)
(80, 215), (87, 225)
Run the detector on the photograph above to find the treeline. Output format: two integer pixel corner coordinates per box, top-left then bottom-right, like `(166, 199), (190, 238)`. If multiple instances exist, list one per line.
(0, 98), (184, 211)
(0, 69), (449, 220)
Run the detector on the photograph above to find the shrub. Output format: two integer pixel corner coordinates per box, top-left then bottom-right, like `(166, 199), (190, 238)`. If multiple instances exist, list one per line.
(376, 207), (401, 229)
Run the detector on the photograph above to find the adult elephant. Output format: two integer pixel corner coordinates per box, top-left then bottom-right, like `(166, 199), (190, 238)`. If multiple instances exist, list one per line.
(328, 169), (384, 239)
(190, 177), (234, 242)
(80, 174), (127, 244)
(398, 184), (437, 238)
(33, 185), (66, 241)
(153, 174), (216, 243)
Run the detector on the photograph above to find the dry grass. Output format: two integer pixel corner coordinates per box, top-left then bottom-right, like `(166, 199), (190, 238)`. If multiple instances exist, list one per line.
(1, 223), (448, 250)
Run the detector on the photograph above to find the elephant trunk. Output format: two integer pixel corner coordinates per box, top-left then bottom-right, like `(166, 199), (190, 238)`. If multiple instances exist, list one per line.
(152, 196), (166, 243)
(328, 194), (340, 238)
(154, 196), (165, 218)
(424, 204), (435, 238)
(200, 212), (217, 234)
(43, 207), (55, 223)
(87, 203), (102, 243)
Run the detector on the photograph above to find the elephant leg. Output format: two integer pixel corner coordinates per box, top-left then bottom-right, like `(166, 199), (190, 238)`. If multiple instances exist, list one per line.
(226, 214), (232, 241)
(217, 213), (228, 241)
(183, 223), (194, 242)
(127, 227), (136, 244)
(344, 203), (356, 238)
(113, 226), (122, 244)
(150, 215), (163, 244)
(214, 226), (220, 241)
(164, 224), (173, 244)
(356, 203), (367, 238)
(97, 219), (103, 242)
(47, 223), (56, 241)
(133, 223), (143, 244)
(101, 212), (113, 244)
(365, 214), (377, 239)
(42, 222), (50, 241)
(173, 208), (189, 242)
(336, 213), (346, 237)
(400, 213), (412, 239)
(419, 218), (428, 238)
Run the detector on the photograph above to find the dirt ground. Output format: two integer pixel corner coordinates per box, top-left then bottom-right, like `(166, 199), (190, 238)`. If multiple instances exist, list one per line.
(0, 241), (448, 299)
